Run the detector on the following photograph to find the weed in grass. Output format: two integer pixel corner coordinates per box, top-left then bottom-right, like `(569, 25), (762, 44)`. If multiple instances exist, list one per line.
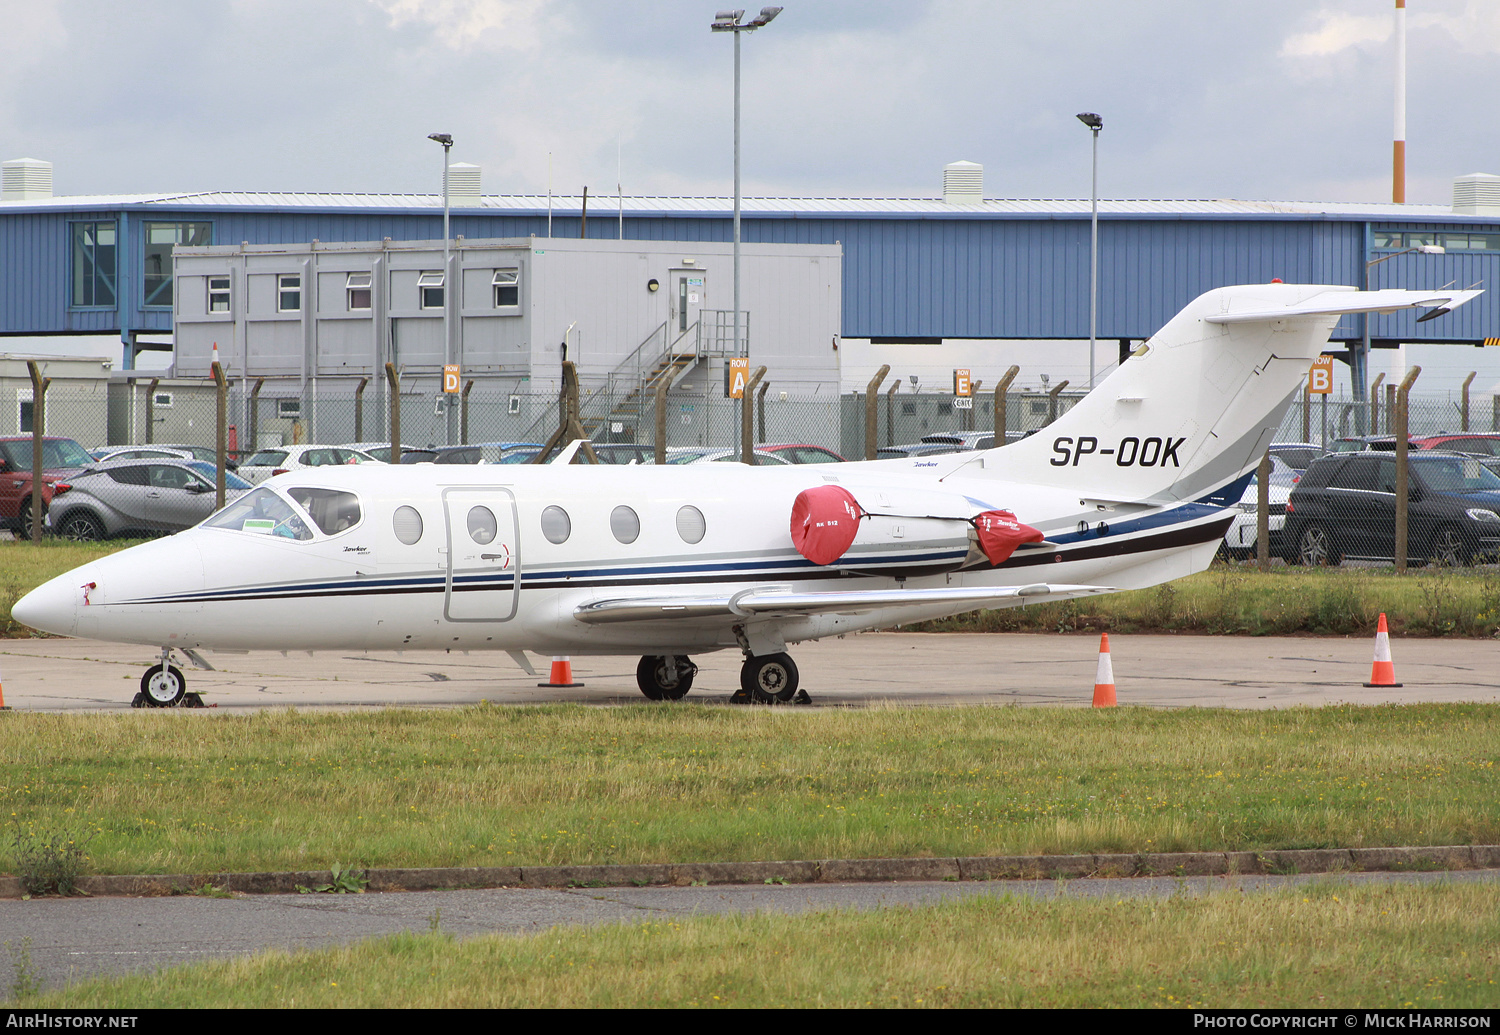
(9, 822), (96, 897)
(428, 909), (442, 933)
(764, 876), (788, 886)
(1149, 582), (1177, 628)
(4, 938), (40, 1004)
(296, 862), (367, 894)
(1415, 575), (1461, 636)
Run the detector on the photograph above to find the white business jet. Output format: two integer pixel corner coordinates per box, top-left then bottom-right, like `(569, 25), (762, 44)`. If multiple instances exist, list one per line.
(14, 283), (1479, 706)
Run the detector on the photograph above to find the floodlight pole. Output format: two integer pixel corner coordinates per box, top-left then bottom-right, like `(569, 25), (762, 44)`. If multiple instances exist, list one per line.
(1076, 113), (1102, 390)
(429, 133), (456, 445)
(713, 8), (781, 460)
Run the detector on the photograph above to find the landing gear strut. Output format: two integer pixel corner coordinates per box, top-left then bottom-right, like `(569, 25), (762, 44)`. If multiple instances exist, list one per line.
(739, 652), (800, 704)
(636, 655), (697, 701)
(133, 648), (204, 708)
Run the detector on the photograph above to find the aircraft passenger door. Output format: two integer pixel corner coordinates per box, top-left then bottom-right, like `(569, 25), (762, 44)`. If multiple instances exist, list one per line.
(442, 487), (520, 622)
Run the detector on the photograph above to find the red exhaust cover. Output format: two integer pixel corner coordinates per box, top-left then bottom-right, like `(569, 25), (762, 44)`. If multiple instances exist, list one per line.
(974, 509), (1044, 565)
(790, 485), (863, 565)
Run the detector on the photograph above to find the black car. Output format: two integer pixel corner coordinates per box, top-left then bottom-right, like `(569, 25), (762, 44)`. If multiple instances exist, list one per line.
(1283, 452), (1500, 566)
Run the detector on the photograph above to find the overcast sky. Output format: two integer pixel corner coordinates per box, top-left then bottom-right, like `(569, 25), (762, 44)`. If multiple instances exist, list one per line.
(2, 0), (1496, 206)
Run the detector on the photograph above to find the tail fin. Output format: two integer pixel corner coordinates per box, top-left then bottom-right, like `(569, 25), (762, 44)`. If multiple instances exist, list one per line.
(979, 283), (1481, 503)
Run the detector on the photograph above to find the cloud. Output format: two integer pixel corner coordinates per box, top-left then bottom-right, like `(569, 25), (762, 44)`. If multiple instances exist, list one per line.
(1281, 12), (1389, 59)
(370, 0), (549, 52)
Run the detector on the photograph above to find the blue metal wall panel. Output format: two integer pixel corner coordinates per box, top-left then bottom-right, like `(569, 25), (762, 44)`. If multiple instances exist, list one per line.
(3, 203), (1496, 344)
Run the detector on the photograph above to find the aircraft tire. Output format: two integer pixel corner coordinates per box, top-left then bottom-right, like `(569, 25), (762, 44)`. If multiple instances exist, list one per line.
(140, 664), (186, 707)
(636, 655), (696, 701)
(741, 652), (798, 704)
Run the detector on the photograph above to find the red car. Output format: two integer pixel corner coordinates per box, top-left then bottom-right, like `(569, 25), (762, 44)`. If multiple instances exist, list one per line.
(756, 443), (848, 464)
(0, 436), (88, 533)
(1413, 434), (1500, 457)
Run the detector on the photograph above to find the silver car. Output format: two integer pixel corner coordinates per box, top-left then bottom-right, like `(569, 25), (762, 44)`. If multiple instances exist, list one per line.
(47, 459), (251, 540)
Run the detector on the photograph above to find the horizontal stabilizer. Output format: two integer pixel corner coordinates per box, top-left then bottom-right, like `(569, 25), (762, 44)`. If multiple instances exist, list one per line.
(1204, 288), (1482, 325)
(573, 583), (1114, 624)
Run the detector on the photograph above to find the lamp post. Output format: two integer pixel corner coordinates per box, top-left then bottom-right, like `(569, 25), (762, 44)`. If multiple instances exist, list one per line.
(712, 7), (782, 460)
(428, 132), (455, 445)
(1076, 112), (1102, 390)
(1358, 242), (1443, 433)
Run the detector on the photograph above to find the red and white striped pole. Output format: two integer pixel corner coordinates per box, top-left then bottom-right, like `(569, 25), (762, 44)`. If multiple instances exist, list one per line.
(1393, 0), (1406, 204)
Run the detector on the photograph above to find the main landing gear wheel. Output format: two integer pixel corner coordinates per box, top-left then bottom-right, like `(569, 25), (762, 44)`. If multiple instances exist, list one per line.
(140, 663), (186, 707)
(741, 652), (799, 704)
(636, 655), (697, 701)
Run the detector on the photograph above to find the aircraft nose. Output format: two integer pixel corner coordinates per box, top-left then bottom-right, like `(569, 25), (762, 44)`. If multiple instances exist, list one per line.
(12, 572), (81, 637)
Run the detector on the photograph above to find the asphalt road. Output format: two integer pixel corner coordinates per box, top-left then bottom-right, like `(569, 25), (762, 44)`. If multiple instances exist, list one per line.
(5, 870), (1497, 993)
(2, 630), (1497, 711)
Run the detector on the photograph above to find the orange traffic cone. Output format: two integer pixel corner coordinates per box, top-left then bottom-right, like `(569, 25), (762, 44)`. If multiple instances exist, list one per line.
(538, 656), (584, 688)
(0, 657), (9, 710)
(1363, 613), (1403, 687)
(1092, 633), (1117, 708)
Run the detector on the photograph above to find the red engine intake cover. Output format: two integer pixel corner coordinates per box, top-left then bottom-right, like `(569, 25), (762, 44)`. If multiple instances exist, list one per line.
(790, 485), (863, 566)
(974, 509), (1045, 565)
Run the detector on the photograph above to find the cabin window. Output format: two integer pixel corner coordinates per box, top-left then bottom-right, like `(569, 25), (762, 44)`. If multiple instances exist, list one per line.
(467, 506), (497, 545)
(540, 505), (571, 544)
(393, 506), (423, 545)
(676, 505), (706, 544)
(346, 271), (372, 310)
(202, 488), (313, 540)
(286, 487), (362, 535)
(610, 505), (640, 544)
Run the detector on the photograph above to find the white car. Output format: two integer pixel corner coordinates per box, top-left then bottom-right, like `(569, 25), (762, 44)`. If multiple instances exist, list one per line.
(238, 445), (383, 484)
(1222, 456), (1297, 560)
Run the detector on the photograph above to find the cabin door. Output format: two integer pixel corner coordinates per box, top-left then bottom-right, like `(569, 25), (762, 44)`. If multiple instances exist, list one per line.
(442, 487), (520, 622)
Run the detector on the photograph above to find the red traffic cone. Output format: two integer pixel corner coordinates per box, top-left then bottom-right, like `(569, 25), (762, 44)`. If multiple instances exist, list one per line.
(0, 657), (9, 710)
(1092, 633), (1117, 708)
(1363, 613), (1403, 687)
(538, 656), (584, 688)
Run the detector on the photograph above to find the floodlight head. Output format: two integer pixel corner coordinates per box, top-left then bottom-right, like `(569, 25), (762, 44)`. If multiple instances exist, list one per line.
(1076, 112), (1102, 131)
(749, 6), (783, 26)
(712, 9), (745, 29)
(1415, 245), (1445, 255)
(428, 133), (453, 147)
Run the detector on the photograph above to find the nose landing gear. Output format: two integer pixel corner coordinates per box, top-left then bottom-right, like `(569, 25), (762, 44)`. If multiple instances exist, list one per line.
(133, 648), (205, 708)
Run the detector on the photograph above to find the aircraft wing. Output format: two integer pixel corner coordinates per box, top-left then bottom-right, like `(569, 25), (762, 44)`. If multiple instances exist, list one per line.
(1204, 288), (1482, 325)
(573, 582), (1114, 625)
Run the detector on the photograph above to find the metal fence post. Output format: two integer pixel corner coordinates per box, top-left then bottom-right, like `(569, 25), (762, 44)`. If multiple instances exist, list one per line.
(26, 361), (47, 542)
(1256, 450), (1271, 571)
(354, 376), (368, 442)
(864, 364), (890, 460)
(1369, 372), (1385, 436)
(212, 359), (228, 510)
(757, 379), (770, 444)
(1461, 371), (1475, 432)
(385, 363), (401, 465)
(1385, 383), (1396, 435)
(145, 377), (160, 444)
(1301, 377), (1310, 443)
(1394, 366), (1421, 574)
(249, 378), (264, 453)
(741, 365), (767, 464)
(654, 375), (669, 466)
(994, 365), (1020, 445)
(461, 379), (474, 444)
(1045, 380), (1070, 426)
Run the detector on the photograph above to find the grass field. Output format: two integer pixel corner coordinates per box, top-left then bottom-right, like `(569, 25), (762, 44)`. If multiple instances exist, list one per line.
(4, 704), (1496, 876)
(14, 882), (1498, 1008)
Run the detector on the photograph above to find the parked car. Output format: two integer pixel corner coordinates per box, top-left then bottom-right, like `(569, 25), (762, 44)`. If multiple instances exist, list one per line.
(426, 442), (548, 465)
(664, 447), (795, 465)
(1412, 433), (1500, 458)
(878, 442), (962, 459)
(91, 446), (193, 463)
(0, 436), (91, 533)
(1327, 435), (1409, 453)
(1266, 442), (1326, 472)
(151, 443), (241, 471)
(337, 442), (422, 464)
(237, 445), (382, 484)
(1282, 451), (1500, 566)
(1220, 456), (1299, 560)
(48, 459), (253, 540)
(920, 432), (994, 451)
(755, 443), (847, 464)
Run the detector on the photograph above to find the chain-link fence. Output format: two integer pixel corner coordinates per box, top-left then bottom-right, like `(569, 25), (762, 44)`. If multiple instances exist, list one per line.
(13, 368), (1500, 570)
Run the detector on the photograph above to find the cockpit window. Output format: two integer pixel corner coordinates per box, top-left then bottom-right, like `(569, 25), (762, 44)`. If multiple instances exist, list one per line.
(285, 487), (363, 535)
(202, 488), (313, 540)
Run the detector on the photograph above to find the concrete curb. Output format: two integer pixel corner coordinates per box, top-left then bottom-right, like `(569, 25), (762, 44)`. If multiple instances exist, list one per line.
(2, 844), (1495, 898)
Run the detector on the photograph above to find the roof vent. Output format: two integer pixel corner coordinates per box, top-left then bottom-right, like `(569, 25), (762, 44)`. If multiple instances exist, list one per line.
(448, 162), (481, 201)
(1453, 173), (1500, 216)
(942, 161), (982, 205)
(2, 158), (53, 201)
